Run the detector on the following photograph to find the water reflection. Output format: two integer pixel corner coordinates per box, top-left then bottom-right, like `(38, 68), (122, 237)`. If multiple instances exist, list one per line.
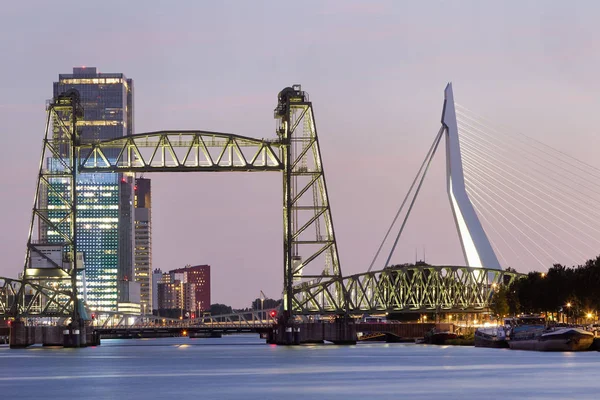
(1, 335), (599, 399)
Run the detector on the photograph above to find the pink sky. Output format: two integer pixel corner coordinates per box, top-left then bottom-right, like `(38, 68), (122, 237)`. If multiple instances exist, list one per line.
(0, 0), (599, 307)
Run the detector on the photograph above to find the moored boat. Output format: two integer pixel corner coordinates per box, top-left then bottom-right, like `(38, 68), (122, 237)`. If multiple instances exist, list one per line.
(423, 329), (458, 345)
(537, 327), (594, 351)
(476, 315), (543, 349)
(474, 326), (508, 348)
(509, 326), (594, 352)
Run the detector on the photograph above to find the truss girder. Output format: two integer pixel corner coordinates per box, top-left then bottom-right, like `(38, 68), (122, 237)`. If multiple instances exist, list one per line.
(291, 265), (521, 314)
(78, 131), (284, 172)
(0, 277), (74, 318)
(92, 308), (278, 329)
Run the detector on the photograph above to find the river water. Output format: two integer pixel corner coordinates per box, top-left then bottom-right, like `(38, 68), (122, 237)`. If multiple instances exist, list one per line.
(1, 335), (600, 399)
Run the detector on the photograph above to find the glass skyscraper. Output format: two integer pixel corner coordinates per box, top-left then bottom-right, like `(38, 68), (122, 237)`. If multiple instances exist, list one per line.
(43, 67), (137, 311)
(54, 67), (133, 140)
(134, 177), (152, 313)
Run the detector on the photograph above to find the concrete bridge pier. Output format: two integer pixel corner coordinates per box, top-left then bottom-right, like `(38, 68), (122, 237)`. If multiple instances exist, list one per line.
(87, 329), (101, 346)
(9, 321), (99, 348)
(268, 319), (357, 345)
(9, 320), (34, 348)
(42, 326), (65, 346)
(63, 322), (85, 348)
(63, 322), (103, 347)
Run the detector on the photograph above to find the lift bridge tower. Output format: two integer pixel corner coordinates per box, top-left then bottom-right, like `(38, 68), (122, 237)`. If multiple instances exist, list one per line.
(16, 89), (85, 326)
(274, 85), (347, 319)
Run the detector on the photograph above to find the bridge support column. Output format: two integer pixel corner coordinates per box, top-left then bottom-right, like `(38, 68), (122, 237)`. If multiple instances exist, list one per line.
(87, 330), (101, 346)
(42, 326), (64, 346)
(9, 320), (34, 348)
(268, 319), (356, 345)
(323, 319), (357, 345)
(63, 322), (86, 348)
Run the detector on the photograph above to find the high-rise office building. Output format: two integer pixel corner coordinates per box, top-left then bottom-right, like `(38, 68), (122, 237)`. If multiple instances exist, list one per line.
(53, 67), (133, 139)
(134, 177), (152, 314)
(152, 268), (164, 313)
(44, 67), (137, 311)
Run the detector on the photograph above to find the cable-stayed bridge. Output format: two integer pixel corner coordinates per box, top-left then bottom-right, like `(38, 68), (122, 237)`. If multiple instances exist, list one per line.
(456, 104), (600, 270)
(1, 83), (594, 344)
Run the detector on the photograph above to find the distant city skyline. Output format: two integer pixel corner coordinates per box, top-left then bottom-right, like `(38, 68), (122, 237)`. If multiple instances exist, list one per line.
(1, 1), (599, 307)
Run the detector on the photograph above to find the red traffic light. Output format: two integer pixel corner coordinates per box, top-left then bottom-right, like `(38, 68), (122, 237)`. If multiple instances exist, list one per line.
(91, 313), (96, 320)
(269, 310), (277, 318)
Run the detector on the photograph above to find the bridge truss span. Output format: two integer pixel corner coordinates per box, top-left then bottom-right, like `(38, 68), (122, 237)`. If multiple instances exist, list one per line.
(0, 277), (74, 318)
(293, 265), (522, 314)
(0, 84), (346, 324)
(78, 130), (284, 173)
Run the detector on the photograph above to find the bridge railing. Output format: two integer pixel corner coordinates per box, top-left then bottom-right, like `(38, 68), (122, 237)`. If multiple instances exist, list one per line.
(89, 308), (279, 329)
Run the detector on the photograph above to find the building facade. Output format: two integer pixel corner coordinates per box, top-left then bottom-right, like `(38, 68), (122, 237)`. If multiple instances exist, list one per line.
(151, 268), (164, 312)
(134, 178), (152, 314)
(156, 280), (196, 318)
(155, 265), (211, 317)
(171, 265), (211, 312)
(44, 67), (137, 311)
(53, 67), (133, 140)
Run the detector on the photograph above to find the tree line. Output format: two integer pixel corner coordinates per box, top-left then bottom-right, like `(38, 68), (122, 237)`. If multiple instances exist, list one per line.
(208, 298), (281, 316)
(491, 256), (600, 322)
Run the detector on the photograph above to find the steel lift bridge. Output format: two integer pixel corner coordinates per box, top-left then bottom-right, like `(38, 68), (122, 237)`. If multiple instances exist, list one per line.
(0, 84), (520, 328)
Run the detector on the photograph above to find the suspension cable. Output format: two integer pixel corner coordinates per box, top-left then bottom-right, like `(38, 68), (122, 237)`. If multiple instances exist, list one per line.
(367, 126), (445, 272)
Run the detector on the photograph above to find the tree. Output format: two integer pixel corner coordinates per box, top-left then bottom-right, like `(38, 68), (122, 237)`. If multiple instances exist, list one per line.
(209, 303), (233, 315)
(490, 285), (510, 318)
(506, 282), (521, 316)
(509, 255), (600, 320)
(251, 298), (281, 310)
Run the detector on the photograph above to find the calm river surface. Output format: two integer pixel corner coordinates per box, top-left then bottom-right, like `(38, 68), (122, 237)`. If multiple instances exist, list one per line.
(1, 335), (600, 399)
